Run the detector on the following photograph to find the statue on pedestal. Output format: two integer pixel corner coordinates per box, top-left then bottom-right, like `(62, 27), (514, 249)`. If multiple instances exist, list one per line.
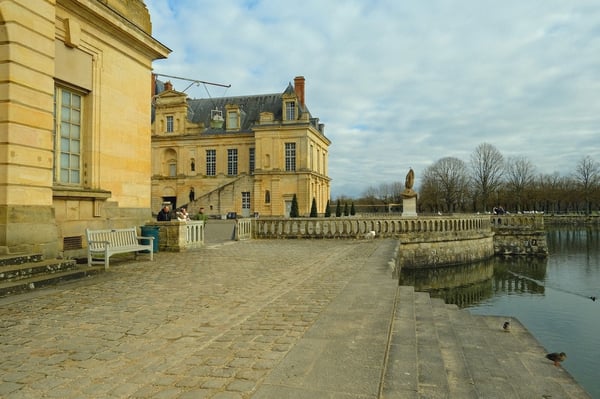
(402, 168), (417, 199)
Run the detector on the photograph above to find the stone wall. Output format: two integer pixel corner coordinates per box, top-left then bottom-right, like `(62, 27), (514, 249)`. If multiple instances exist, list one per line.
(491, 215), (548, 256)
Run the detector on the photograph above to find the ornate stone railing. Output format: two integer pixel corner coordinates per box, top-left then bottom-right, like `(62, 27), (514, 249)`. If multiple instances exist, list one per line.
(144, 220), (204, 251)
(491, 214), (545, 229)
(253, 215), (492, 239)
(236, 218), (252, 240)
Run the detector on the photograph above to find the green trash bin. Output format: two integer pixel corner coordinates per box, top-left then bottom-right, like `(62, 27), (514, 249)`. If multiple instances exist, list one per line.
(140, 226), (159, 253)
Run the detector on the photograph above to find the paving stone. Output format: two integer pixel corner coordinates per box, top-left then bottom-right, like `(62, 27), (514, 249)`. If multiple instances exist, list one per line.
(0, 238), (591, 398)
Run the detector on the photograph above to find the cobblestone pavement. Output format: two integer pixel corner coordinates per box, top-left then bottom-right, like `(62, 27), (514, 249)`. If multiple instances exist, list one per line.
(0, 239), (394, 399)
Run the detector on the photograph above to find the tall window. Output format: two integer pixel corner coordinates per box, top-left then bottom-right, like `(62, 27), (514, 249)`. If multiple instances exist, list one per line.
(228, 148), (238, 176)
(206, 149), (216, 176)
(227, 111), (238, 129)
(242, 192), (250, 210)
(169, 162), (176, 177)
(285, 101), (295, 120)
(285, 142), (296, 171)
(166, 115), (174, 133)
(249, 148), (255, 175)
(55, 87), (82, 184)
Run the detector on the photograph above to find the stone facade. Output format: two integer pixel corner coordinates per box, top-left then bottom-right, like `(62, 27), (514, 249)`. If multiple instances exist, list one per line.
(151, 77), (331, 218)
(0, 0), (170, 257)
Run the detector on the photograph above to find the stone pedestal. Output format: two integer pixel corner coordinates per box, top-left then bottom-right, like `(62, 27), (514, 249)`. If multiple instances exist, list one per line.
(402, 196), (417, 218)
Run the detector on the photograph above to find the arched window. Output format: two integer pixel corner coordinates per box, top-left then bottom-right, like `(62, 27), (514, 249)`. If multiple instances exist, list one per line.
(265, 190), (271, 204)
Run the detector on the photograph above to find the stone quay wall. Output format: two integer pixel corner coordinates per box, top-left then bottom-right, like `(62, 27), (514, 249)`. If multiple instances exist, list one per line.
(252, 215), (495, 272)
(251, 214), (548, 269)
(491, 214), (548, 256)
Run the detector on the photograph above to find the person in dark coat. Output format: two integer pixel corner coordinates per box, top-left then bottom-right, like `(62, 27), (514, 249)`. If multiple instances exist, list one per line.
(157, 205), (171, 221)
(189, 187), (195, 202)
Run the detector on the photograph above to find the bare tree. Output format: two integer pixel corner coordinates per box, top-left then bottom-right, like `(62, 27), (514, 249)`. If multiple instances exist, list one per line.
(535, 172), (562, 213)
(574, 155), (600, 214)
(470, 143), (505, 212)
(505, 156), (536, 212)
(423, 157), (469, 212)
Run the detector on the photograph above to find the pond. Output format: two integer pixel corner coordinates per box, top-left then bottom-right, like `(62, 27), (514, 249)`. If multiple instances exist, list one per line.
(400, 227), (600, 398)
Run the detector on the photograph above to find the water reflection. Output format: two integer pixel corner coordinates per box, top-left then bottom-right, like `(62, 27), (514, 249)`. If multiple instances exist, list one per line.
(400, 256), (549, 308)
(401, 226), (600, 398)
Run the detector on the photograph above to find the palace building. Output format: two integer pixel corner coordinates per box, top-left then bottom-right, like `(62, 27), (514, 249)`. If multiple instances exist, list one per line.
(0, 0), (169, 258)
(151, 76), (332, 218)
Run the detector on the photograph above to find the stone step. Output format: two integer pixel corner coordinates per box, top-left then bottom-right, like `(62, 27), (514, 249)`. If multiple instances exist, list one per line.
(414, 291), (450, 398)
(430, 297), (478, 398)
(0, 265), (103, 298)
(0, 258), (78, 282)
(441, 301), (591, 398)
(0, 254), (105, 298)
(382, 285), (418, 397)
(0, 253), (43, 267)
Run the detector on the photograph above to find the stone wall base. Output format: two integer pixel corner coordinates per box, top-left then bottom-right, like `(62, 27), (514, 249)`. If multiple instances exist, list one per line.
(0, 205), (59, 258)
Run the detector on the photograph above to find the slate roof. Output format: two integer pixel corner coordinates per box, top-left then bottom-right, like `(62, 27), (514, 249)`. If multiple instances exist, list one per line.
(154, 80), (325, 136)
(187, 92), (286, 133)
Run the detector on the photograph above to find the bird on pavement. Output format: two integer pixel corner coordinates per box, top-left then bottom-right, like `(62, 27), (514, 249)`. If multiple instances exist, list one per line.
(546, 352), (567, 367)
(502, 321), (510, 332)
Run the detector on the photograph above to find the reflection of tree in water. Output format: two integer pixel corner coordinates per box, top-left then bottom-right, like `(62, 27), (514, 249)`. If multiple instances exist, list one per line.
(547, 227), (600, 259)
(401, 256), (548, 308)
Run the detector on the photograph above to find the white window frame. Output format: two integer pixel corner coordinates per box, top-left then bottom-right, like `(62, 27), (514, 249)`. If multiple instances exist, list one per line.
(206, 149), (216, 176)
(242, 192), (250, 210)
(228, 148), (238, 176)
(285, 101), (296, 121)
(249, 147), (255, 175)
(285, 142), (296, 171)
(54, 86), (83, 185)
(227, 110), (239, 129)
(166, 115), (174, 133)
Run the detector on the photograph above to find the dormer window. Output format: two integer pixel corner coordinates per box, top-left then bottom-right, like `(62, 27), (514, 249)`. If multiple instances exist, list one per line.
(285, 100), (296, 121)
(227, 111), (238, 129)
(225, 104), (240, 130)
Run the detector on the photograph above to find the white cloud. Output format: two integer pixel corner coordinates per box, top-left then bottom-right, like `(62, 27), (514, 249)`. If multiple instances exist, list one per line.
(146, 0), (600, 197)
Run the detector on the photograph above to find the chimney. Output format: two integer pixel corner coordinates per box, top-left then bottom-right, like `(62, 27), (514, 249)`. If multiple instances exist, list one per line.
(294, 76), (305, 107)
(164, 81), (173, 91)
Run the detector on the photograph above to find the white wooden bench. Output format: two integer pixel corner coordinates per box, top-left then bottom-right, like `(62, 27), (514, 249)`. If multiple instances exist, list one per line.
(86, 227), (154, 269)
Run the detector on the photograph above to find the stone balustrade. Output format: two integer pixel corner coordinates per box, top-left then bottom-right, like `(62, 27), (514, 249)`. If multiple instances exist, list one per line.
(144, 220), (204, 252)
(253, 215), (492, 239)
(236, 218), (252, 240)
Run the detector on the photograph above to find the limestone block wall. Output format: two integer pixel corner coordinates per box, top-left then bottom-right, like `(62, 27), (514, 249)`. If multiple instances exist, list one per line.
(0, 0), (169, 257)
(399, 233), (495, 269)
(491, 215), (548, 256)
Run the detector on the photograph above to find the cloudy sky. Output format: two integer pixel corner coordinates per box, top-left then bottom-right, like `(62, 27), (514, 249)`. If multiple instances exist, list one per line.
(145, 0), (600, 198)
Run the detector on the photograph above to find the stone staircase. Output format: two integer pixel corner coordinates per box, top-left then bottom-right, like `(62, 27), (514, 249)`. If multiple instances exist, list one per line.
(0, 254), (102, 298)
(383, 286), (591, 398)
